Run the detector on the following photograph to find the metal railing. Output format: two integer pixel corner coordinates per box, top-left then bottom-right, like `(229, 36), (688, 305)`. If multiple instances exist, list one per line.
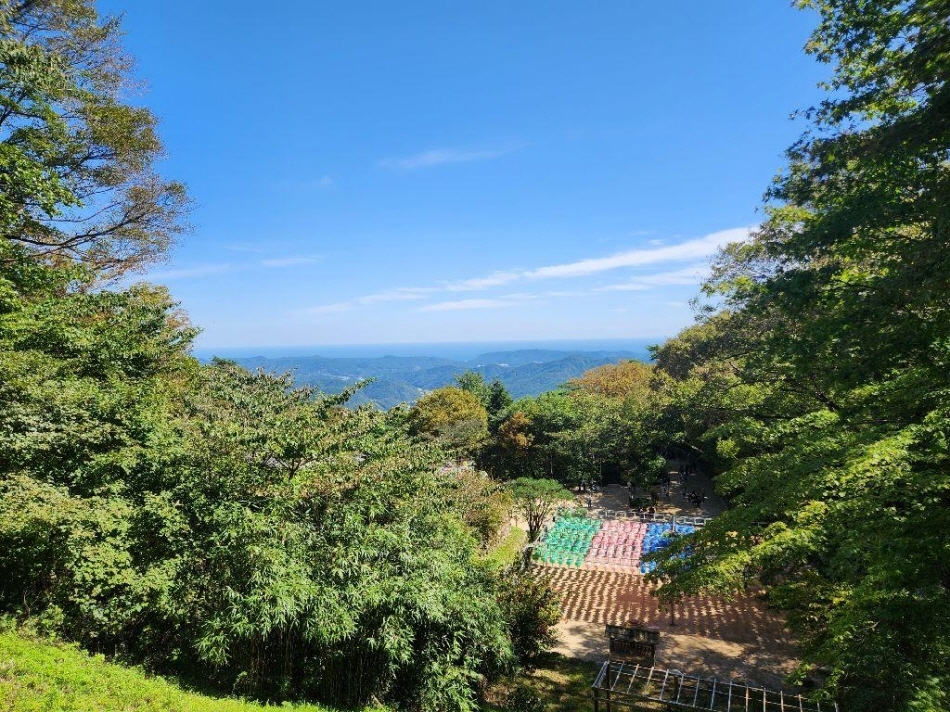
(592, 661), (838, 712)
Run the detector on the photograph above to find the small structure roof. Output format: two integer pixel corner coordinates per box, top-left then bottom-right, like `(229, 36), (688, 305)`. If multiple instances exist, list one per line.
(592, 661), (837, 712)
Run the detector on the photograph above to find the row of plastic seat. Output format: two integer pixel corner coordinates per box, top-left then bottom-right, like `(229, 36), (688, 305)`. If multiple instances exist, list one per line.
(535, 517), (696, 572)
(533, 516), (604, 567)
(591, 536), (646, 545)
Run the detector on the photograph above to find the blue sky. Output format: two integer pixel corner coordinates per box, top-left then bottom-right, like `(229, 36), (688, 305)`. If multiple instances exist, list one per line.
(103, 1), (827, 349)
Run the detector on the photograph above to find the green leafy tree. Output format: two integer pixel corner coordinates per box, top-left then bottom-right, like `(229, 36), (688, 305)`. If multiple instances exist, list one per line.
(0, 248), (519, 711)
(486, 378), (513, 429)
(652, 3), (950, 709)
(441, 466), (512, 548)
(567, 359), (653, 400)
(0, 0), (189, 276)
(456, 372), (512, 433)
(455, 370), (490, 404)
(411, 386), (489, 462)
(508, 477), (574, 542)
(494, 410), (537, 479)
(167, 363), (514, 710)
(509, 392), (583, 484)
(0, 240), (197, 647)
(487, 379), (512, 414)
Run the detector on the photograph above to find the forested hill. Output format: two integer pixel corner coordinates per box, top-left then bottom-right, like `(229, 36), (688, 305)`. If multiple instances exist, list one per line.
(230, 349), (647, 408)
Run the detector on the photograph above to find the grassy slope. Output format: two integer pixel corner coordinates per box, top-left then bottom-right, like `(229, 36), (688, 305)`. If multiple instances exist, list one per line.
(0, 631), (338, 712)
(481, 526), (528, 570)
(486, 653), (601, 712)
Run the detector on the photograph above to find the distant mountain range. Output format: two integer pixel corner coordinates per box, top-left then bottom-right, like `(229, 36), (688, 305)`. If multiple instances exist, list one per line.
(230, 348), (649, 409)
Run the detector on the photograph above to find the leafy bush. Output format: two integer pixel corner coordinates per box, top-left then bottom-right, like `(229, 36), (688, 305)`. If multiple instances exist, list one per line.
(496, 568), (560, 668)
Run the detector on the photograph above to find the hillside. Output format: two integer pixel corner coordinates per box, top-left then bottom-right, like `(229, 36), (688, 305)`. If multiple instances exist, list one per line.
(232, 349), (647, 408)
(0, 631), (338, 712)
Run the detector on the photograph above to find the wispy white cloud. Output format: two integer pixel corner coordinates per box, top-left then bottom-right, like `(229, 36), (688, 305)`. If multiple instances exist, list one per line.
(300, 227), (749, 317)
(524, 228), (747, 280)
(301, 287), (435, 316)
(543, 290), (586, 298)
(421, 293), (543, 312)
(499, 292), (542, 301)
(421, 298), (515, 312)
(597, 264), (711, 291)
(445, 270), (523, 291)
(261, 255), (322, 268)
(304, 302), (354, 315)
(226, 244), (268, 254)
(380, 144), (521, 170)
(439, 227), (745, 291)
(356, 287), (436, 305)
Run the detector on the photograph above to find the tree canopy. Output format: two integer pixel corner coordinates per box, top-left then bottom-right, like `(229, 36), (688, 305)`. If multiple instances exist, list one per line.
(0, 0), (188, 276)
(410, 386), (489, 461)
(0, 256), (520, 710)
(0, 5), (543, 710)
(508, 477), (574, 543)
(649, 2), (950, 710)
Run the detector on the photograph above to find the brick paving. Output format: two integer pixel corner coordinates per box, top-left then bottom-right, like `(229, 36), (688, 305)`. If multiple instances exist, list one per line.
(544, 566), (790, 644)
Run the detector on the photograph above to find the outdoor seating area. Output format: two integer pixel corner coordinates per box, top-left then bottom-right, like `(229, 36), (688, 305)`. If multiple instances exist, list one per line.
(533, 516), (696, 573)
(586, 520), (644, 571)
(532, 516), (601, 566)
(639, 522), (696, 574)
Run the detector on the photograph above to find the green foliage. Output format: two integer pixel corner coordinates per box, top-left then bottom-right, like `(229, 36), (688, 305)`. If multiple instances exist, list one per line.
(490, 410), (536, 479)
(487, 379), (513, 421)
(0, 0), (189, 276)
(410, 386), (489, 461)
(481, 526), (527, 571)
(0, 241), (196, 648)
(455, 370), (490, 405)
(650, 2), (950, 709)
(508, 478), (574, 543)
(0, 250), (517, 711)
(154, 363), (513, 710)
(441, 466), (512, 548)
(456, 372), (512, 432)
(486, 367), (671, 490)
(495, 568), (560, 667)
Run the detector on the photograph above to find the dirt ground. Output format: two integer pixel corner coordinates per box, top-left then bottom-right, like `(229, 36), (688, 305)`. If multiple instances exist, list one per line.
(543, 471), (800, 690)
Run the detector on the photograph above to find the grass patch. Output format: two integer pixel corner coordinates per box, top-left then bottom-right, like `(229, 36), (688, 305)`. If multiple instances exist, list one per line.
(486, 653), (600, 712)
(482, 526), (528, 570)
(0, 631), (345, 712)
